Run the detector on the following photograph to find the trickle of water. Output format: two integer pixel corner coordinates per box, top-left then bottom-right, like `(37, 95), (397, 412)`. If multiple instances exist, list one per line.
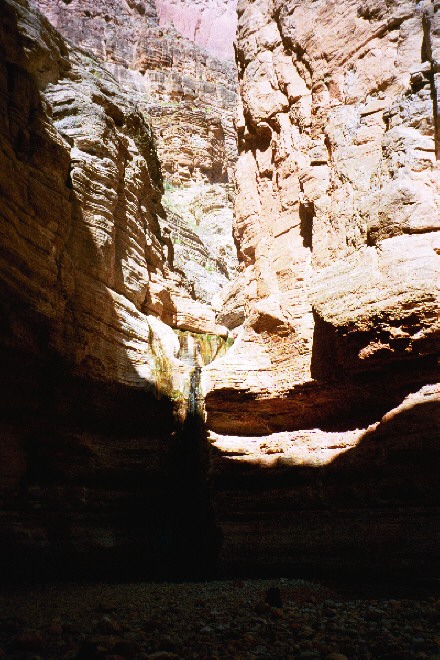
(171, 329), (234, 420)
(187, 366), (202, 416)
(165, 332), (227, 577)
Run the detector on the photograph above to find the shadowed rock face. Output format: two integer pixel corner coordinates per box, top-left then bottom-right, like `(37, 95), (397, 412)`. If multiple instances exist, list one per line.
(0, 0), (222, 578)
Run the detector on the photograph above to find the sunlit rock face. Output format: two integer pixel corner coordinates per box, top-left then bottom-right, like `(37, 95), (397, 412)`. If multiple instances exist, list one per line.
(0, 0), (222, 578)
(163, 183), (238, 305)
(34, 0), (240, 312)
(205, 0), (439, 428)
(155, 0), (238, 61)
(203, 0), (440, 575)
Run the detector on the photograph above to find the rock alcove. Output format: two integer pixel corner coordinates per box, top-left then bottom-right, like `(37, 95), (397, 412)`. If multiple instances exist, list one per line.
(0, 0), (438, 582)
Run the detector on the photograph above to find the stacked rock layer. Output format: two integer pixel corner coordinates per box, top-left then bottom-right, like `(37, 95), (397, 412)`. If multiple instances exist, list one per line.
(0, 0), (438, 579)
(0, 0), (227, 578)
(203, 0), (440, 576)
(35, 0), (240, 309)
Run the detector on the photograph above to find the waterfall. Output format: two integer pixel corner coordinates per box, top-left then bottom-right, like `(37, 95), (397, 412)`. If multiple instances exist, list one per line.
(187, 365), (202, 417)
(163, 332), (229, 577)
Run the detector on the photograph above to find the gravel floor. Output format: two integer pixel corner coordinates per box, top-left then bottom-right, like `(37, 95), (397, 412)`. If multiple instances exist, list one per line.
(0, 579), (439, 658)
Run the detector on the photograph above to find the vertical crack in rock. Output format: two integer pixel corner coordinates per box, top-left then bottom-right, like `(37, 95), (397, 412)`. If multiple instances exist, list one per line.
(423, 2), (440, 159)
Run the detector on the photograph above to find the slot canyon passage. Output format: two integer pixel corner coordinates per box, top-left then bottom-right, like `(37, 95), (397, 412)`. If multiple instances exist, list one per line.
(0, 0), (439, 656)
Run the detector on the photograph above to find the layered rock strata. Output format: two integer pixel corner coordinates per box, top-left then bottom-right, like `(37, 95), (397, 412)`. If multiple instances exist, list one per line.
(35, 0), (240, 310)
(203, 0), (440, 575)
(2, 0), (439, 580)
(162, 183), (237, 304)
(206, 0), (439, 416)
(0, 0), (224, 578)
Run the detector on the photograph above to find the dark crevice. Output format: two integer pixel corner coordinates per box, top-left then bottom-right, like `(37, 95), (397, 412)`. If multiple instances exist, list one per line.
(65, 165), (73, 189)
(422, 8), (440, 159)
(254, 123), (272, 151)
(299, 199), (314, 249)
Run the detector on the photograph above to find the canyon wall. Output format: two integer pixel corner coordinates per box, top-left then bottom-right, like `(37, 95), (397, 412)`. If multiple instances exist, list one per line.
(204, 0), (440, 576)
(155, 0), (238, 61)
(35, 0), (240, 309)
(1, 0), (438, 580)
(0, 0), (228, 578)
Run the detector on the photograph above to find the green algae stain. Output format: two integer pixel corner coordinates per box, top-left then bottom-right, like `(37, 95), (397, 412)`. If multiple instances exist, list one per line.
(146, 322), (176, 401)
(147, 326), (234, 418)
(174, 330), (234, 367)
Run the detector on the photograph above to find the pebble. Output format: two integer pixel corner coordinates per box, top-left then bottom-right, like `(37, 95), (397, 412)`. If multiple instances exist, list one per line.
(96, 616), (122, 634)
(0, 580), (438, 658)
(11, 629), (46, 652)
(266, 586), (283, 608)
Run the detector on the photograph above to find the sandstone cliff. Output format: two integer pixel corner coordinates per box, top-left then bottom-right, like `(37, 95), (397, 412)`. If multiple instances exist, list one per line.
(35, 0), (240, 311)
(1, 0), (439, 580)
(0, 0), (225, 577)
(156, 0), (238, 61)
(203, 0), (440, 575)
(205, 0), (439, 425)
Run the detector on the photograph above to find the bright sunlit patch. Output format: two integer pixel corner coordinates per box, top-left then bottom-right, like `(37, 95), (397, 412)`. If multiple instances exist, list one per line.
(208, 427), (368, 467)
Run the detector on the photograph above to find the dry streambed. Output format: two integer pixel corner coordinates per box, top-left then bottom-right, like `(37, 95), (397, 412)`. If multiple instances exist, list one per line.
(0, 579), (439, 658)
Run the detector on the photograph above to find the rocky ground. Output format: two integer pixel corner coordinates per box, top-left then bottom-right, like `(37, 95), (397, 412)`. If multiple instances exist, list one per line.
(0, 579), (439, 659)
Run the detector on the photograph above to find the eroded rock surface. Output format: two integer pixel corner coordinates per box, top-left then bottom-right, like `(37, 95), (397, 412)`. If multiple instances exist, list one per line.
(203, 0), (440, 575)
(205, 0), (439, 425)
(35, 0), (240, 312)
(0, 0), (222, 578)
(156, 0), (238, 61)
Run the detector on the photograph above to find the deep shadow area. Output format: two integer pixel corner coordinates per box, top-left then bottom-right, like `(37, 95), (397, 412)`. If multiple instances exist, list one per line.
(0, 275), (218, 583)
(299, 199), (314, 249)
(0, 282), (222, 583)
(209, 393), (440, 581)
(0, 2), (217, 582)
